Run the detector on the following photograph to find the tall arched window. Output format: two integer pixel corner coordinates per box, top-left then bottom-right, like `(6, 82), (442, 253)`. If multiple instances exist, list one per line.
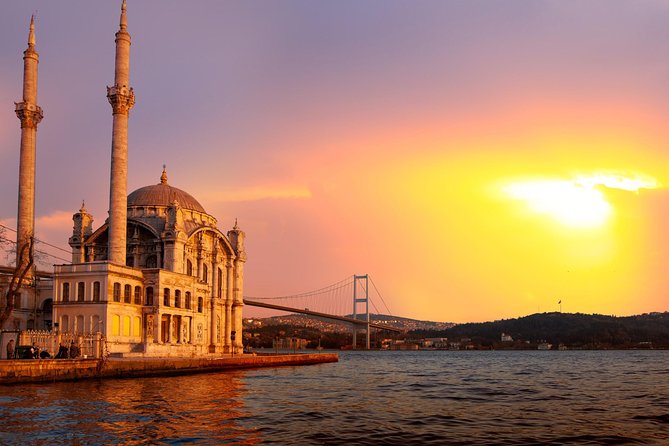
(62, 283), (70, 302)
(197, 296), (203, 313)
(113, 283), (121, 302)
(124, 284), (131, 303)
(163, 288), (171, 307)
(134, 286), (142, 305)
(93, 282), (100, 302)
(145, 287), (154, 306)
(217, 268), (223, 297)
(186, 259), (193, 276)
(203, 264), (208, 283)
(77, 282), (85, 302)
(185, 292), (191, 309)
(174, 290), (181, 308)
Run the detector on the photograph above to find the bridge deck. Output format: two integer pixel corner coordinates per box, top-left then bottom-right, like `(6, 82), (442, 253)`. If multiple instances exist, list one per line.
(243, 299), (402, 333)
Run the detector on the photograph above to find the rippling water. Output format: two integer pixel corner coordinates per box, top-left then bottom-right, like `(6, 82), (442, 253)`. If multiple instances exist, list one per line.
(1, 351), (668, 445)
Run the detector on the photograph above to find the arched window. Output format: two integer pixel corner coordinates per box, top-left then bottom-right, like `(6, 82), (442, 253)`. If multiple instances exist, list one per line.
(163, 288), (171, 307)
(62, 283), (70, 302)
(113, 283), (121, 302)
(124, 284), (131, 303)
(174, 290), (181, 308)
(134, 286), (142, 304)
(93, 282), (100, 302)
(203, 264), (208, 283)
(185, 292), (191, 309)
(145, 287), (154, 306)
(197, 296), (203, 313)
(77, 282), (85, 302)
(217, 268), (223, 297)
(76, 315), (85, 334)
(61, 315), (69, 332)
(186, 259), (193, 276)
(146, 255), (157, 268)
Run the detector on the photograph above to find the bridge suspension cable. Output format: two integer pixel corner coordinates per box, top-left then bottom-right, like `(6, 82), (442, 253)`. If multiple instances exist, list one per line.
(244, 275), (353, 301)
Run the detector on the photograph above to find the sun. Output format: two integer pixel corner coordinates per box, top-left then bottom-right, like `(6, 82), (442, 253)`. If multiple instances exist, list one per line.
(503, 173), (659, 229)
(505, 180), (611, 228)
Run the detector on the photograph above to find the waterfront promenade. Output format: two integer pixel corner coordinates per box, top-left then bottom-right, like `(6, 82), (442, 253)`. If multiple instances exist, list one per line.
(0, 353), (338, 384)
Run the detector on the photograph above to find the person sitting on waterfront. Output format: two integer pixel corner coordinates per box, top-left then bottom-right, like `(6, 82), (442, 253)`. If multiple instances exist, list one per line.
(55, 343), (68, 359)
(30, 343), (39, 359)
(6, 339), (15, 359)
(40, 350), (51, 359)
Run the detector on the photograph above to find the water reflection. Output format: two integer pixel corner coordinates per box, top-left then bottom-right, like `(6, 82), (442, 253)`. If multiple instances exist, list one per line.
(0, 371), (260, 445)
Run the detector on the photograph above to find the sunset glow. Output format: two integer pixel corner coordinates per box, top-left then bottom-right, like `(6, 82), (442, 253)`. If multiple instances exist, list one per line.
(2, 1), (669, 323)
(504, 173), (659, 229)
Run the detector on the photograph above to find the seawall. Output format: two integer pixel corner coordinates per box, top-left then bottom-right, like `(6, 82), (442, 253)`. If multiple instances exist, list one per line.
(0, 353), (339, 384)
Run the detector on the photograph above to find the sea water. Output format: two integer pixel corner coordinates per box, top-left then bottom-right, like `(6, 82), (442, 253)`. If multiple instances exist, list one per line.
(0, 350), (668, 445)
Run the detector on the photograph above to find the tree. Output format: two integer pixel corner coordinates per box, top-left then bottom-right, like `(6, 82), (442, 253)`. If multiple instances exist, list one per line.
(0, 236), (34, 329)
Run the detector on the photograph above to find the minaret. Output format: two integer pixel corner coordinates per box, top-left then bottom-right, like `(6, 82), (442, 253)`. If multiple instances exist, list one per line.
(14, 15), (43, 275)
(106, 0), (135, 264)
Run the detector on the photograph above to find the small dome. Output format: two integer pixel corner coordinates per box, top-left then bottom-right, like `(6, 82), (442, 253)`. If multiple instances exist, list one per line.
(127, 168), (206, 213)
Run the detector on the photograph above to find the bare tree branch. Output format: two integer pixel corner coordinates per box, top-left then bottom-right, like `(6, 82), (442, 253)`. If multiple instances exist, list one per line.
(0, 236), (34, 329)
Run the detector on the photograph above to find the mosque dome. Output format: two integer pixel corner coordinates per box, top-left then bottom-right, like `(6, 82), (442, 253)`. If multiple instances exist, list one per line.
(127, 168), (206, 213)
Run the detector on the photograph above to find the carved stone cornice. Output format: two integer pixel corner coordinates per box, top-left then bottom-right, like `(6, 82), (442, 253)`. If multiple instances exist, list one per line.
(15, 102), (43, 129)
(106, 85), (135, 115)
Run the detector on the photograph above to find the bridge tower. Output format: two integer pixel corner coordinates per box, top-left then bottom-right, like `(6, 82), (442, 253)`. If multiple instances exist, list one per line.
(352, 274), (370, 349)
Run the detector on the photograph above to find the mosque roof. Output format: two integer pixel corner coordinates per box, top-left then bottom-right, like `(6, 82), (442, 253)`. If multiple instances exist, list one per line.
(127, 168), (206, 213)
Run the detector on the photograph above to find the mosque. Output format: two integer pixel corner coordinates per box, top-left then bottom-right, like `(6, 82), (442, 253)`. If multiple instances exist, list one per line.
(1, 1), (246, 357)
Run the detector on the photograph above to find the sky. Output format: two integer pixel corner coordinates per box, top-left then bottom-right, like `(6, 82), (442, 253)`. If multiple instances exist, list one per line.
(1, 1), (669, 323)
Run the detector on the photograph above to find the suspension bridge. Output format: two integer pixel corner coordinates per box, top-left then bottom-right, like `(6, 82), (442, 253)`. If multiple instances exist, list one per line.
(244, 274), (402, 349)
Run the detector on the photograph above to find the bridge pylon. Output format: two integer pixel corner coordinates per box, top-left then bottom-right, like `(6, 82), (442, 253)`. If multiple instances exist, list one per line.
(352, 274), (370, 350)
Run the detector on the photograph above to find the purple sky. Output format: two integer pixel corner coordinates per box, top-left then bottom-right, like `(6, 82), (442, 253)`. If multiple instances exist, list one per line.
(2, 1), (669, 322)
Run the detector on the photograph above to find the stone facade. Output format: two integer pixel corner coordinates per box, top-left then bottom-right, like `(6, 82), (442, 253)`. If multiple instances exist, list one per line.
(5, 2), (246, 357)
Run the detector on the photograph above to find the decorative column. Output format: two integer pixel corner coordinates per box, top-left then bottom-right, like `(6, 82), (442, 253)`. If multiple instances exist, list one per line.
(15, 15), (43, 277)
(224, 260), (233, 351)
(228, 221), (246, 350)
(209, 247), (219, 353)
(107, 0), (135, 265)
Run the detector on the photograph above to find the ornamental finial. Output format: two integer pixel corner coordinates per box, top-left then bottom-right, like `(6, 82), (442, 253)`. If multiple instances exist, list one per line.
(160, 165), (168, 184)
(120, 0), (127, 30)
(28, 15), (36, 48)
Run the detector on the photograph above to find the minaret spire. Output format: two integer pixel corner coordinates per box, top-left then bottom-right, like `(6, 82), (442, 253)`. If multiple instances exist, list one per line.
(14, 15), (43, 276)
(120, 0), (127, 30)
(106, 0), (135, 265)
(28, 15), (35, 48)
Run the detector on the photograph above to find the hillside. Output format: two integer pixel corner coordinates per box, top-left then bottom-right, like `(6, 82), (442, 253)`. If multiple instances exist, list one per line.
(411, 312), (669, 349)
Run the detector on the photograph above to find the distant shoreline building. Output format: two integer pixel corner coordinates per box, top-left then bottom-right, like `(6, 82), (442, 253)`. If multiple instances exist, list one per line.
(2, 1), (245, 357)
